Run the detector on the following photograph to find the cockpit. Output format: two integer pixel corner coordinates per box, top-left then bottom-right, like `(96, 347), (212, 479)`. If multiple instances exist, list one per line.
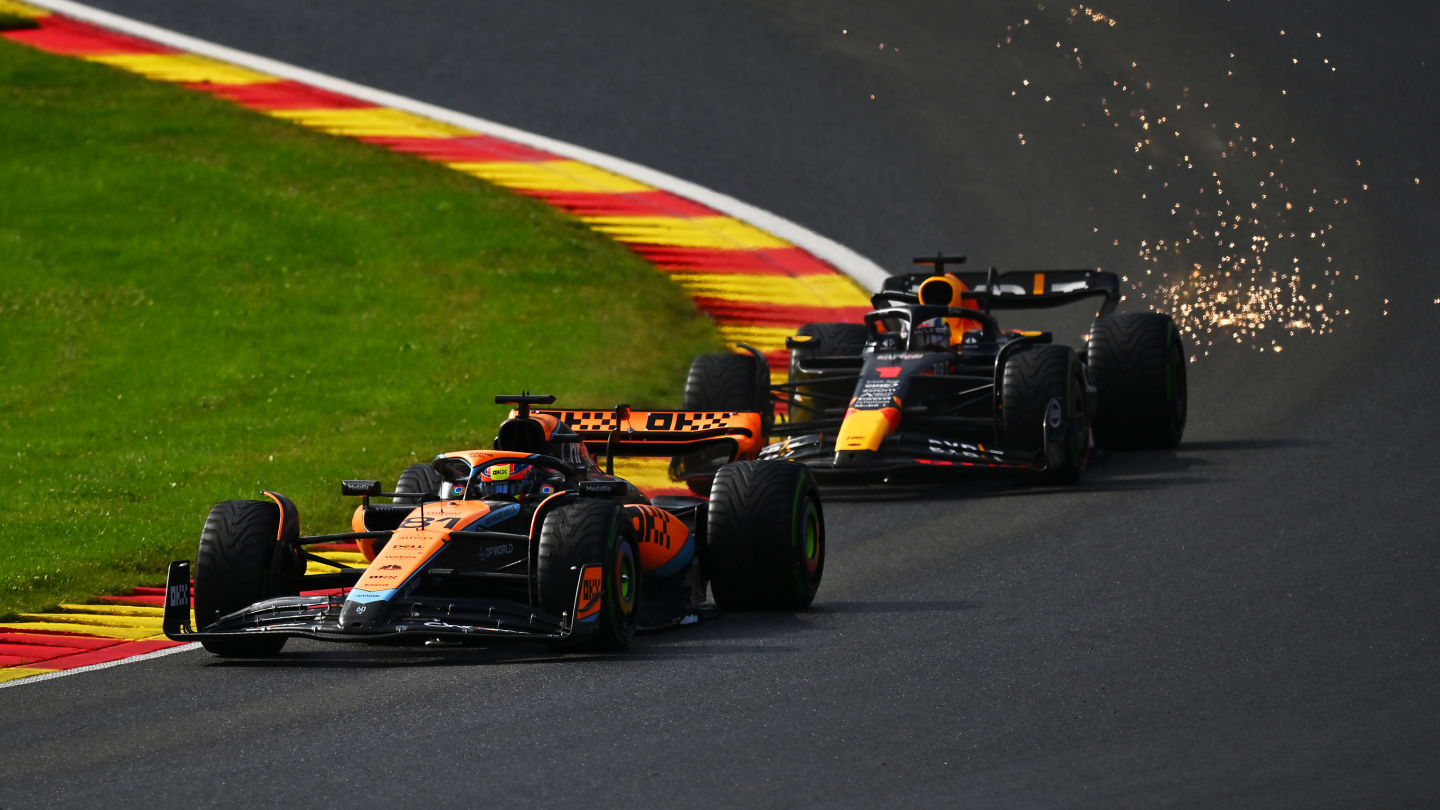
(439, 457), (568, 504)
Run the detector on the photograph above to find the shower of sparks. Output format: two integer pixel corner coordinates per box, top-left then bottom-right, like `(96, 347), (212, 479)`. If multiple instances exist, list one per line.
(996, 2), (1360, 359)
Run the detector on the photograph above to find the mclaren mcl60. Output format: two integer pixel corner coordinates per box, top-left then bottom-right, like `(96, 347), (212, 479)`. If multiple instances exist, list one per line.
(163, 394), (823, 656)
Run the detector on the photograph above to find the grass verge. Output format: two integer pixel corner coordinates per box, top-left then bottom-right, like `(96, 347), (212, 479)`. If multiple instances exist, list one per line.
(0, 38), (720, 618)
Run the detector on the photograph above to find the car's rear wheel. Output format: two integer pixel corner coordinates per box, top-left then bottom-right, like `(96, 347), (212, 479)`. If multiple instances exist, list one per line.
(1002, 344), (1089, 483)
(788, 322), (868, 425)
(537, 500), (640, 651)
(1087, 312), (1187, 448)
(706, 461), (824, 610)
(681, 351), (772, 494)
(393, 463), (444, 505)
(194, 499), (297, 657)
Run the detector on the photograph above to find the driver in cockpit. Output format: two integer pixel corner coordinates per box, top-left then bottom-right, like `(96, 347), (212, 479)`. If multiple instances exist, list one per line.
(469, 462), (562, 504)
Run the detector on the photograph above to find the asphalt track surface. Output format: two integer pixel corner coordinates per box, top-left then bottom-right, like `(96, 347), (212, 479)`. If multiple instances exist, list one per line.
(4, 2), (1438, 806)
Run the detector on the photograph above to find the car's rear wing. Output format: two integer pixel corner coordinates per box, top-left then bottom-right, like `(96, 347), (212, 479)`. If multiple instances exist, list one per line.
(878, 257), (1120, 316)
(520, 407), (765, 462)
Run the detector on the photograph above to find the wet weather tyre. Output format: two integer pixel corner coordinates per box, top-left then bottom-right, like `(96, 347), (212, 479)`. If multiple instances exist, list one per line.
(193, 500), (292, 656)
(788, 322), (868, 425)
(393, 463), (444, 504)
(792, 322), (868, 358)
(1087, 313), (1187, 449)
(706, 461), (824, 610)
(1002, 344), (1089, 483)
(682, 352), (772, 494)
(684, 351), (770, 420)
(537, 500), (640, 651)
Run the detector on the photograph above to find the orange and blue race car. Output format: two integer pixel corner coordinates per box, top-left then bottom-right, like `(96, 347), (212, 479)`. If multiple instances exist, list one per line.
(162, 394), (823, 656)
(674, 255), (1187, 487)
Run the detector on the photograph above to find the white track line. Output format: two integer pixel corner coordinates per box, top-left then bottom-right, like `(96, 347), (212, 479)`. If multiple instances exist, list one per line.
(0, 642), (202, 690)
(26, 0), (891, 292)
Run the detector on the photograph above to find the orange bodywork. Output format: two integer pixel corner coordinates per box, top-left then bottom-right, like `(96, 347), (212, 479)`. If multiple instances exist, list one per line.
(625, 504), (696, 576)
(574, 566), (605, 621)
(350, 499), (509, 593)
(917, 274), (984, 341)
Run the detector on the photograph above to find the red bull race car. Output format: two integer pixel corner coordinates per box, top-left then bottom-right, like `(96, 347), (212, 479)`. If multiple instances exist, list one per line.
(674, 255), (1187, 487)
(163, 394), (823, 656)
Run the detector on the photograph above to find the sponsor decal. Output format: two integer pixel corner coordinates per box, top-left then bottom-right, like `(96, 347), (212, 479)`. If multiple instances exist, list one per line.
(341, 480), (382, 496)
(927, 438), (981, 459)
(167, 583), (188, 606)
(379, 564), (402, 570)
(876, 366), (902, 379)
(643, 411), (731, 431)
(469, 502), (522, 528)
(480, 543), (514, 560)
(345, 588), (397, 604)
(355, 605), (367, 614)
(575, 566), (605, 621)
(628, 505), (696, 576)
(854, 377), (901, 410)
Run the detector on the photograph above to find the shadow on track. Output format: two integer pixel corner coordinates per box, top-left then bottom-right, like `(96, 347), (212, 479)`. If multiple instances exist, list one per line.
(200, 638), (793, 670)
(810, 599), (983, 614)
(817, 435), (1320, 502)
(201, 608), (845, 670)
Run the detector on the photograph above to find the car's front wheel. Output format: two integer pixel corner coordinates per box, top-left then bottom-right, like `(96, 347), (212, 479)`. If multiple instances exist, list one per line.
(193, 499), (296, 657)
(537, 500), (640, 651)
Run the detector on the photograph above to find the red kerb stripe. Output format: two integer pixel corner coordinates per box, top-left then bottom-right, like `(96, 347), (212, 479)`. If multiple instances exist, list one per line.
(3, 16), (175, 55)
(358, 136), (558, 163)
(185, 80), (374, 109)
(630, 246), (840, 276)
(518, 190), (717, 218)
(692, 297), (868, 326)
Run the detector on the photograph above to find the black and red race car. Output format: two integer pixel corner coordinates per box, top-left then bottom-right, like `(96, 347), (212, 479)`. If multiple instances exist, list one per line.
(162, 394), (823, 656)
(673, 255), (1187, 487)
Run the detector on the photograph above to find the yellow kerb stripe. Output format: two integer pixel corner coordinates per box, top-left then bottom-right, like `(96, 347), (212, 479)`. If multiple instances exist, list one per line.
(581, 216), (791, 250)
(0, 667), (57, 684)
(268, 108), (474, 138)
(84, 53), (278, 85)
(17, 612), (163, 631)
(611, 458), (679, 490)
(666, 272), (870, 307)
(56, 603), (163, 617)
(448, 161), (652, 193)
(717, 324), (797, 354)
(0, 0), (47, 17)
(0, 621), (162, 641)
(306, 550), (369, 576)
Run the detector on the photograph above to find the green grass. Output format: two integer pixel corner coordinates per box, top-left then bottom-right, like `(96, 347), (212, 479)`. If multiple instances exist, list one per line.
(0, 39), (721, 618)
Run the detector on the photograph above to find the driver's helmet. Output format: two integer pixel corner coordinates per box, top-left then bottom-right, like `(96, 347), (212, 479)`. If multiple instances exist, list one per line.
(478, 462), (539, 501)
(910, 316), (952, 351)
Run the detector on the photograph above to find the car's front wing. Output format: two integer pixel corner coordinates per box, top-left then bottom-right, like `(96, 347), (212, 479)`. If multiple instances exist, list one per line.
(162, 560), (601, 645)
(759, 430), (1049, 481)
